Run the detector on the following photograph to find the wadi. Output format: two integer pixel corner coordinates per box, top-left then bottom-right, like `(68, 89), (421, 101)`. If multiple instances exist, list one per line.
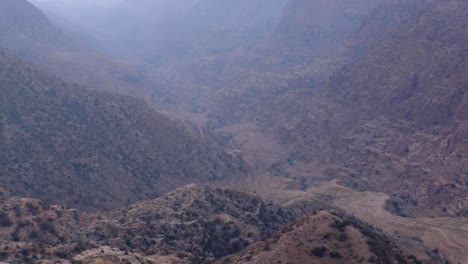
(0, 0), (467, 263)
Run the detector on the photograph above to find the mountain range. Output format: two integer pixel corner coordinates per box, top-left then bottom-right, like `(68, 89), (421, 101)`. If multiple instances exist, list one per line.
(0, 0), (467, 263)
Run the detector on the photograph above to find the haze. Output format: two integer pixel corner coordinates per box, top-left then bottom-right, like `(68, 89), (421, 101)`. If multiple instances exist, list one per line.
(33, 0), (124, 7)
(1, 0), (468, 263)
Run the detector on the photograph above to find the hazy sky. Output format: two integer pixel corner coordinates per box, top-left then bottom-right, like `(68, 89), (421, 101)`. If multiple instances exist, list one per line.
(34, 0), (124, 8)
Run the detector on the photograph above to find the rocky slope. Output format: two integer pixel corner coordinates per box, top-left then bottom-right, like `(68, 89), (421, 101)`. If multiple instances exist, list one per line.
(293, 0), (468, 217)
(203, 0), (468, 218)
(276, 0), (382, 59)
(80, 0), (468, 219)
(0, 53), (245, 211)
(217, 211), (414, 264)
(89, 184), (297, 261)
(0, 185), (296, 263)
(0, 185), (419, 264)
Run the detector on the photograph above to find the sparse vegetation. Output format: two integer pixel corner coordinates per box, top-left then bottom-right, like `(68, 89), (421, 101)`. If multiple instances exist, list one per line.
(0, 0), (466, 263)
(311, 246), (328, 257)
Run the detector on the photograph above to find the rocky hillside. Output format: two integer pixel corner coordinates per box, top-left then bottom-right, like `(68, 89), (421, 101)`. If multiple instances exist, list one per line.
(199, 0), (384, 120)
(0, 185), (419, 264)
(0, 185), (296, 263)
(193, 0), (468, 219)
(217, 211), (414, 264)
(301, 0), (468, 217)
(227, 0), (468, 218)
(89, 184), (297, 261)
(0, 53), (245, 211)
(276, 0), (382, 58)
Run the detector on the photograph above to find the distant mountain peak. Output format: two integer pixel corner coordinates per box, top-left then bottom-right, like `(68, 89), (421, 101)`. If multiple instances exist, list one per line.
(0, 0), (63, 44)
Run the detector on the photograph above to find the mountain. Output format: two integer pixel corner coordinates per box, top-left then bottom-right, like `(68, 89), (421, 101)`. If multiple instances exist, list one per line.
(299, 0), (468, 218)
(89, 184), (297, 261)
(140, 0), (384, 111)
(29, 0), (383, 112)
(275, 0), (382, 59)
(26, 0), (468, 219)
(0, 185), (299, 263)
(217, 211), (413, 264)
(0, 0), (153, 98)
(187, 0), (468, 219)
(0, 0), (64, 45)
(0, 185), (420, 264)
(64, 0), (287, 61)
(0, 53), (246, 211)
(227, 0), (468, 218)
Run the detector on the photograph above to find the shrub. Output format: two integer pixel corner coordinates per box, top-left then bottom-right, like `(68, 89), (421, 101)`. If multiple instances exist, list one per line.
(0, 211), (12, 227)
(330, 251), (342, 259)
(55, 250), (70, 259)
(322, 232), (332, 239)
(311, 246), (328, 257)
(337, 233), (349, 241)
(330, 220), (349, 232)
